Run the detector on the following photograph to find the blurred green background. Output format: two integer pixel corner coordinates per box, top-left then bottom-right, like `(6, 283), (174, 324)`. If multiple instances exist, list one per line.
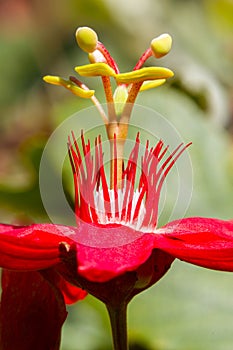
(1, 0), (233, 349)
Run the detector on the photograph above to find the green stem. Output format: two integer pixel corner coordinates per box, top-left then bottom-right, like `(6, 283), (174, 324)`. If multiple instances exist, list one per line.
(106, 302), (129, 350)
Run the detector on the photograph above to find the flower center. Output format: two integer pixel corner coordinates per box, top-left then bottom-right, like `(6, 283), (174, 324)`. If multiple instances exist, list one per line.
(94, 189), (146, 231)
(68, 132), (191, 232)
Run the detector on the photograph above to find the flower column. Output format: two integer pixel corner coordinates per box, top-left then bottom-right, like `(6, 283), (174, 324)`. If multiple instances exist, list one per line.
(45, 27), (173, 350)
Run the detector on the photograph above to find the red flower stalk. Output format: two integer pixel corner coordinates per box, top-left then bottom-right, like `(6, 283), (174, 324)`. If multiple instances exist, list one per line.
(1, 27), (233, 350)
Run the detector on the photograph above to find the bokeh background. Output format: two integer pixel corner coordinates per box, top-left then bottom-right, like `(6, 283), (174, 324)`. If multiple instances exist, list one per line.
(1, 0), (233, 349)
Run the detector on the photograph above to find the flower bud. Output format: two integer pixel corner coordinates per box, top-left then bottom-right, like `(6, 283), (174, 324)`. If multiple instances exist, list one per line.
(151, 34), (172, 58)
(76, 26), (98, 53)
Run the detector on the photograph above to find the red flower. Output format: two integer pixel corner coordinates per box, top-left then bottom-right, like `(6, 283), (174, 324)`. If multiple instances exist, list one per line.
(1, 133), (233, 286)
(1, 133), (233, 349)
(1, 26), (233, 349)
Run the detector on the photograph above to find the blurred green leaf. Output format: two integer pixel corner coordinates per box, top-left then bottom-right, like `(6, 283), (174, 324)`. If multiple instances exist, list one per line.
(1, 1), (233, 349)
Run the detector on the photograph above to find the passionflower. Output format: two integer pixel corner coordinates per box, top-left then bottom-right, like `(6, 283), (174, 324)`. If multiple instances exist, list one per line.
(1, 27), (233, 350)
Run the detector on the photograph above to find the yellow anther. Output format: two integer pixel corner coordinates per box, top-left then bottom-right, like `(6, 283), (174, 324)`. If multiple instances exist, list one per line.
(151, 34), (172, 58)
(43, 75), (94, 98)
(75, 63), (116, 77)
(43, 75), (64, 86)
(116, 67), (174, 84)
(139, 79), (166, 91)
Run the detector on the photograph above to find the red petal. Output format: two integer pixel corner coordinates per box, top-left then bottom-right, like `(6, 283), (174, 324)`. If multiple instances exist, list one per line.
(0, 269), (67, 350)
(57, 276), (87, 304)
(156, 217), (233, 271)
(59, 238), (174, 303)
(0, 223), (74, 270)
(72, 222), (157, 282)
